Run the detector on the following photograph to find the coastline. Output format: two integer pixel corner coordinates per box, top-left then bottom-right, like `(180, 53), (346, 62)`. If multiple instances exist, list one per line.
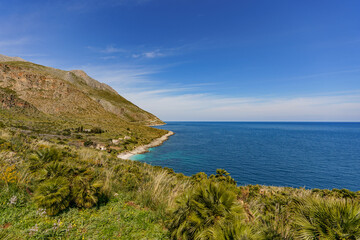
(117, 131), (174, 160)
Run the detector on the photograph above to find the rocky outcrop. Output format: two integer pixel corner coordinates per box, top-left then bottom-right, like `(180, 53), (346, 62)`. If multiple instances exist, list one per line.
(0, 88), (40, 114)
(0, 63), (101, 115)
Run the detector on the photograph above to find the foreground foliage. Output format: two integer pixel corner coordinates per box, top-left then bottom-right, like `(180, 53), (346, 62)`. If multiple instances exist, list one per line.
(1, 128), (360, 239)
(293, 197), (360, 239)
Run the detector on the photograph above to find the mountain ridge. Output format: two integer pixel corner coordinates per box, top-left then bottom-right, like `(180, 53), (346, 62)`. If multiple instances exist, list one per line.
(0, 54), (166, 151)
(0, 54), (163, 126)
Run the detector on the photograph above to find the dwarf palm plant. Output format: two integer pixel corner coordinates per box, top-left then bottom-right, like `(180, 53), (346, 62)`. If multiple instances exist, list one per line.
(34, 177), (70, 215)
(170, 181), (245, 240)
(29, 147), (62, 172)
(293, 196), (360, 239)
(212, 222), (261, 240)
(71, 171), (103, 208)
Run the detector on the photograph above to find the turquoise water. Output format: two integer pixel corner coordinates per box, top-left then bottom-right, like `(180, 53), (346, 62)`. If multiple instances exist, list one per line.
(131, 122), (360, 191)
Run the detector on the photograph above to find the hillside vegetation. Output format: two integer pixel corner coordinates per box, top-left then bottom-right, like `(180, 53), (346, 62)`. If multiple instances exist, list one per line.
(0, 56), (167, 154)
(1, 127), (360, 239)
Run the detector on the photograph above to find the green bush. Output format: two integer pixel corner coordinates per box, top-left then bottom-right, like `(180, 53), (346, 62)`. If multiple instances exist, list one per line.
(29, 147), (63, 172)
(34, 177), (71, 215)
(169, 181), (245, 240)
(84, 140), (93, 147)
(293, 197), (360, 239)
(71, 172), (103, 208)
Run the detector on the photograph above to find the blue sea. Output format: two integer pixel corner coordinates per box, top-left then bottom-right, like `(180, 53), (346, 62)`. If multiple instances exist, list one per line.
(131, 122), (360, 191)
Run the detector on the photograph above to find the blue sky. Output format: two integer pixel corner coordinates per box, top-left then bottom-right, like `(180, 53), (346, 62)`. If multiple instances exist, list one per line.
(1, 0), (360, 121)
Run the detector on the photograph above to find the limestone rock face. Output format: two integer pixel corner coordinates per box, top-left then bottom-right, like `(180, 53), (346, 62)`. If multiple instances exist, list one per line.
(0, 55), (164, 125)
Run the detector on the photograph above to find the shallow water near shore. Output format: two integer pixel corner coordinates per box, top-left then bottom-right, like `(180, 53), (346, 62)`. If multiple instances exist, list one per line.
(131, 122), (360, 191)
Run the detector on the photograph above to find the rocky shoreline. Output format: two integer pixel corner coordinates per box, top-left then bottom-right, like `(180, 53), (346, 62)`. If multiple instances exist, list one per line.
(117, 131), (174, 160)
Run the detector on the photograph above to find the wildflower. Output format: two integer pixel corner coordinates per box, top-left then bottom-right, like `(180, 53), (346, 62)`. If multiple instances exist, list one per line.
(8, 195), (17, 205)
(36, 208), (46, 216)
(53, 219), (61, 230)
(66, 223), (73, 232)
(29, 224), (38, 235)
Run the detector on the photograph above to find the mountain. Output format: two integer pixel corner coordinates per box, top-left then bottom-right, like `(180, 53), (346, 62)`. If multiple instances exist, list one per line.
(0, 55), (163, 125)
(0, 54), (166, 149)
(0, 53), (27, 62)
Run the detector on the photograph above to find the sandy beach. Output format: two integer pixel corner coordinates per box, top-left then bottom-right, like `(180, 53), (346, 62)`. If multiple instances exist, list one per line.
(117, 131), (174, 160)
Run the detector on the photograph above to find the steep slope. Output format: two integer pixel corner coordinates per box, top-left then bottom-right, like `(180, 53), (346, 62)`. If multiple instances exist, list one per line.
(0, 56), (167, 149)
(0, 59), (163, 125)
(69, 69), (163, 125)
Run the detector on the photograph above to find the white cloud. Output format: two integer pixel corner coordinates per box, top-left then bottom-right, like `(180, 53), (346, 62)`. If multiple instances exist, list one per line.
(121, 90), (360, 121)
(132, 50), (166, 59)
(72, 63), (360, 122)
(100, 46), (126, 54)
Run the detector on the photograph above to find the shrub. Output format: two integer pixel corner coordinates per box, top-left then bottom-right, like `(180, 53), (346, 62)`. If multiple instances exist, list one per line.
(213, 222), (261, 240)
(169, 181), (245, 240)
(293, 196), (360, 239)
(0, 165), (18, 188)
(91, 127), (104, 134)
(75, 134), (83, 139)
(209, 169), (237, 185)
(62, 129), (71, 136)
(29, 147), (63, 172)
(71, 173), (103, 208)
(191, 172), (208, 183)
(34, 177), (71, 215)
(84, 140), (93, 147)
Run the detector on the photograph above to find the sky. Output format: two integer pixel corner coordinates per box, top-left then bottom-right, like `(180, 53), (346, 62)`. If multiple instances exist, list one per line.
(1, 0), (360, 121)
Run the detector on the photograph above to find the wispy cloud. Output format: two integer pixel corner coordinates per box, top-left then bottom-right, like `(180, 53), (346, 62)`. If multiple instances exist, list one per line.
(100, 56), (117, 60)
(66, 0), (153, 11)
(123, 90), (360, 121)
(100, 46), (126, 54)
(74, 63), (360, 122)
(132, 50), (166, 59)
(76, 63), (163, 87)
(0, 37), (30, 48)
(287, 68), (360, 81)
(88, 43), (198, 60)
(131, 46), (184, 59)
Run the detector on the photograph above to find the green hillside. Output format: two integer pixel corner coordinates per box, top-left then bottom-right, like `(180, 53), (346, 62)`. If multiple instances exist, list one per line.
(0, 58), (167, 153)
(0, 128), (359, 239)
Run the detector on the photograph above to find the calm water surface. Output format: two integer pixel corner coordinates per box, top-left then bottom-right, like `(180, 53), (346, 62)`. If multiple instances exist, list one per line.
(131, 122), (360, 191)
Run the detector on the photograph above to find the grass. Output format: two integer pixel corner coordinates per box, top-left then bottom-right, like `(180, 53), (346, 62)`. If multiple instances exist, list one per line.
(0, 188), (168, 239)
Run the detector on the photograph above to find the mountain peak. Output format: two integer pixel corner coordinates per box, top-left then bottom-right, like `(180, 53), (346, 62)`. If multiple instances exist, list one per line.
(70, 69), (118, 94)
(0, 53), (27, 62)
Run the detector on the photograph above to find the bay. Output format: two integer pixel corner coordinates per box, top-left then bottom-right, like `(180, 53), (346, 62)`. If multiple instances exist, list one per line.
(131, 122), (360, 191)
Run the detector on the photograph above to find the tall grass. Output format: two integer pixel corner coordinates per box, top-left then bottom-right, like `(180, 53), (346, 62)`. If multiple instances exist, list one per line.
(137, 168), (190, 214)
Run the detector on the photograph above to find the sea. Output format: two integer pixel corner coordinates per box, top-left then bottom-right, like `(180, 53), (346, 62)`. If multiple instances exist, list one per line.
(131, 122), (360, 191)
